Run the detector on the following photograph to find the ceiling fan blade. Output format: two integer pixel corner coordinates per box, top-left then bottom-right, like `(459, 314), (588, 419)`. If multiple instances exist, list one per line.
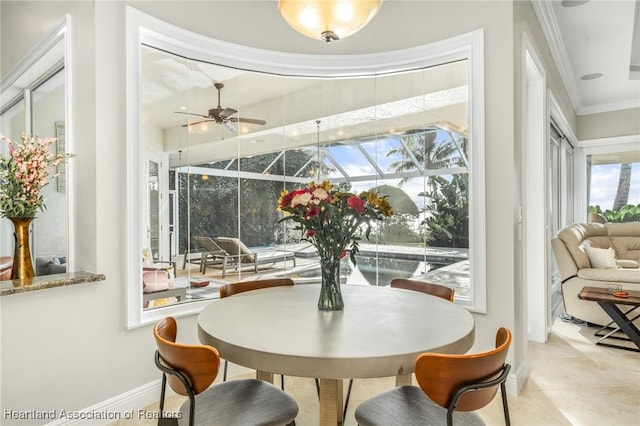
(174, 111), (209, 118)
(219, 107), (237, 119)
(181, 119), (215, 127)
(231, 117), (267, 125)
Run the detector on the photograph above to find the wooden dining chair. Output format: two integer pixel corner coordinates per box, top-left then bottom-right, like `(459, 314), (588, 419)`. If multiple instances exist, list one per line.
(355, 327), (512, 426)
(218, 278), (294, 388)
(390, 278), (455, 302)
(219, 277), (294, 298)
(153, 316), (298, 426)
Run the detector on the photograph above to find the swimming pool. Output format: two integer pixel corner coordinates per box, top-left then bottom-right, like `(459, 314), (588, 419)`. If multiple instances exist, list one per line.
(284, 255), (451, 286)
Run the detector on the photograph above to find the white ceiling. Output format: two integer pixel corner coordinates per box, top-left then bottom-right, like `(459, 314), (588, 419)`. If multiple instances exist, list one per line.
(141, 45), (469, 163)
(136, 0), (640, 166)
(534, 0), (640, 115)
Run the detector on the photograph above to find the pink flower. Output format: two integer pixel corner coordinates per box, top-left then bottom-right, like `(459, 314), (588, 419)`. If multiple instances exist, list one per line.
(0, 133), (71, 217)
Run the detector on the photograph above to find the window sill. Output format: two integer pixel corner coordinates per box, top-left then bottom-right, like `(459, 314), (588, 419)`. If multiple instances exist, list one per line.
(0, 271), (105, 296)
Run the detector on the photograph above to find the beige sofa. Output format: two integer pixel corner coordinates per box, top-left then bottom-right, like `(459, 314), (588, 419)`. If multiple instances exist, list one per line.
(551, 222), (640, 327)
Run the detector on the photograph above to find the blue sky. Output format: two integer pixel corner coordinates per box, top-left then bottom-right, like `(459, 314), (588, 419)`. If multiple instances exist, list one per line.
(318, 136), (638, 213)
(590, 162), (640, 210)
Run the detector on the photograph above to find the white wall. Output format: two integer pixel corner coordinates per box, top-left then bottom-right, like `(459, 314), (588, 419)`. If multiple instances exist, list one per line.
(577, 107), (640, 140)
(1, 1), (524, 420)
(512, 0), (579, 387)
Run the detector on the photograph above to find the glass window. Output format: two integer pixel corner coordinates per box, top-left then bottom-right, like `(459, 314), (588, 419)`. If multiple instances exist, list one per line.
(1, 67), (67, 277)
(140, 47), (471, 311)
(128, 9), (485, 325)
(588, 152), (640, 222)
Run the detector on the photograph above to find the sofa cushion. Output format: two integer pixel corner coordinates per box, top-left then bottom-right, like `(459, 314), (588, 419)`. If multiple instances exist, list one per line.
(605, 222), (640, 237)
(609, 236), (640, 262)
(577, 268), (640, 284)
(35, 256), (67, 276)
(557, 223), (609, 270)
(585, 246), (617, 269)
(143, 269), (172, 293)
(606, 222), (640, 262)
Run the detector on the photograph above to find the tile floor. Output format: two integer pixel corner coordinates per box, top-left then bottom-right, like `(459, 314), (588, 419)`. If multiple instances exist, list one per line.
(112, 318), (639, 425)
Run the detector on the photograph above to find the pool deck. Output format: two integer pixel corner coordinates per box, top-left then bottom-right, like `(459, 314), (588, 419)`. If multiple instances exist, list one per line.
(158, 242), (470, 310)
(282, 241), (468, 262)
(261, 242), (471, 296)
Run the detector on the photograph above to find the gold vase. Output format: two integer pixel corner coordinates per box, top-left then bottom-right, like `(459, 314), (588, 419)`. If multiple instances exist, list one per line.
(9, 217), (35, 280)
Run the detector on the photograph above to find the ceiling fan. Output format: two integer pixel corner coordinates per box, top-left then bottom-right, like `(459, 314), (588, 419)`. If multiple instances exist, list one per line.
(175, 82), (267, 131)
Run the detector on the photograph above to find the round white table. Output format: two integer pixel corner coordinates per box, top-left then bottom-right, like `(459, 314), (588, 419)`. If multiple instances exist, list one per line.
(198, 284), (475, 425)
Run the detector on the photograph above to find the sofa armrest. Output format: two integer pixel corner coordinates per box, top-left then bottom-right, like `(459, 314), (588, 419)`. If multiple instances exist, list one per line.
(551, 237), (578, 282)
(618, 259), (639, 269)
(577, 268), (640, 284)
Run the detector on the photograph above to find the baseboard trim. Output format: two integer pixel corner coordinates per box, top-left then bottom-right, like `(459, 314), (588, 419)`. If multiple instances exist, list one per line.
(46, 379), (162, 425)
(507, 358), (528, 395)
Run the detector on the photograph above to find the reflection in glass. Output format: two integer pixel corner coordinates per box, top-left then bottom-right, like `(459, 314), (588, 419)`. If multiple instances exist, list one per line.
(1, 66), (67, 277)
(141, 45), (470, 309)
(0, 102), (26, 260)
(31, 69), (67, 274)
(148, 159), (160, 260)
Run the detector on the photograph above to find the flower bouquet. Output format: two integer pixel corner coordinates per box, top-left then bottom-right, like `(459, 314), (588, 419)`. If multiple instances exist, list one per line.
(0, 134), (71, 279)
(0, 134), (70, 218)
(278, 181), (393, 310)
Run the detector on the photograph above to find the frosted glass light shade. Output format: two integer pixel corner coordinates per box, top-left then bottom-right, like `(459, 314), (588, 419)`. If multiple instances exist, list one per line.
(278, 0), (382, 43)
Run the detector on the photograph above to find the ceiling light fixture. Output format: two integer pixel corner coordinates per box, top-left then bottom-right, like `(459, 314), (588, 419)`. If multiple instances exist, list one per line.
(278, 0), (382, 43)
(560, 0), (591, 7)
(580, 72), (603, 80)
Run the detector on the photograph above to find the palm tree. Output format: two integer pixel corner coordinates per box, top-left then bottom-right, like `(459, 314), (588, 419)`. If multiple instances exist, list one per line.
(386, 128), (469, 248)
(612, 162), (632, 211)
(386, 129), (458, 189)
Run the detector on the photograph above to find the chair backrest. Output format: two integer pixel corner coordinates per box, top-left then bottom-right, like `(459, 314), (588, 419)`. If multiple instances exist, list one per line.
(0, 256), (13, 281)
(213, 237), (255, 263)
(415, 327), (512, 412)
(219, 278), (294, 298)
(195, 236), (228, 255)
(142, 248), (154, 267)
(153, 317), (220, 396)
(390, 278), (455, 302)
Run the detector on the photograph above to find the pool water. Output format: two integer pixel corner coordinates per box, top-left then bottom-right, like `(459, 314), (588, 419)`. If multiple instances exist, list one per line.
(290, 255), (450, 286)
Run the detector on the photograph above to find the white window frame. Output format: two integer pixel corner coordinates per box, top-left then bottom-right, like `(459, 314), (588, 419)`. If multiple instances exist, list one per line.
(576, 134), (640, 222)
(0, 16), (75, 271)
(125, 7), (486, 328)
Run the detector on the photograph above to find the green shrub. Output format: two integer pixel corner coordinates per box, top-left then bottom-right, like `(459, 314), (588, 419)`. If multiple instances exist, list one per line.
(588, 204), (640, 223)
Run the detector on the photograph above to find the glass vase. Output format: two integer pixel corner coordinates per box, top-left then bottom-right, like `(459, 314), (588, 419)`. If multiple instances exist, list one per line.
(9, 217), (35, 280)
(318, 258), (344, 311)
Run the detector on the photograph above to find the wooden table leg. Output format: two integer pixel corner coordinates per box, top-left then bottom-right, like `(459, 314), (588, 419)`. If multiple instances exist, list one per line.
(319, 378), (344, 426)
(256, 370), (274, 383)
(395, 373), (412, 386)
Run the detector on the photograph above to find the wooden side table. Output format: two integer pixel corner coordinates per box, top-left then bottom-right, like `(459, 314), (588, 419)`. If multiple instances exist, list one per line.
(578, 286), (640, 352)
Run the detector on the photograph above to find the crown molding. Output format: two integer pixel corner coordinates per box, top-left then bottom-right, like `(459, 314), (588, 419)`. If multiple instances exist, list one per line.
(531, 1), (583, 114)
(531, 1), (640, 116)
(578, 98), (640, 116)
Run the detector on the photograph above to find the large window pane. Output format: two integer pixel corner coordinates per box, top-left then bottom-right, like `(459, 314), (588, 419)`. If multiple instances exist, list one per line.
(588, 152), (640, 222)
(129, 14), (485, 326)
(140, 46), (471, 311)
